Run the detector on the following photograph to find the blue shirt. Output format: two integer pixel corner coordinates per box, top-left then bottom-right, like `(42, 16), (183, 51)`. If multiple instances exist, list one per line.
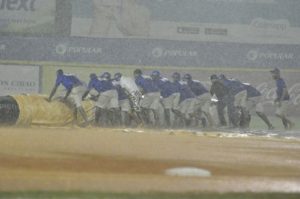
(135, 75), (160, 94)
(222, 78), (246, 95)
(55, 74), (82, 90)
(244, 84), (261, 98)
(113, 80), (128, 100)
(88, 78), (115, 93)
(276, 78), (290, 101)
(176, 81), (195, 102)
(153, 78), (180, 98)
(187, 80), (208, 96)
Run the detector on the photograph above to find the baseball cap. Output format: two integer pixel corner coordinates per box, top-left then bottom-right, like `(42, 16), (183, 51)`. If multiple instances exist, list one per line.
(151, 70), (160, 77)
(114, 72), (122, 80)
(219, 74), (227, 79)
(90, 73), (97, 79)
(134, 69), (142, 75)
(56, 69), (63, 75)
(100, 72), (111, 80)
(172, 72), (181, 80)
(270, 68), (280, 74)
(210, 74), (218, 80)
(183, 74), (192, 80)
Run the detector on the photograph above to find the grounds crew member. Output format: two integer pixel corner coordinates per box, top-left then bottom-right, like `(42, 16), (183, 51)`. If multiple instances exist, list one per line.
(113, 72), (143, 127)
(270, 68), (294, 130)
(82, 72), (119, 127)
(173, 73), (197, 127)
(210, 74), (230, 127)
(243, 83), (274, 130)
(151, 70), (180, 128)
(134, 69), (161, 127)
(183, 74), (213, 128)
(112, 72), (132, 126)
(48, 69), (89, 126)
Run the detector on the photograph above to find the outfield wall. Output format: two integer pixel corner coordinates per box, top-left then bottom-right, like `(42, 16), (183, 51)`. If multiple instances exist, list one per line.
(0, 36), (299, 68)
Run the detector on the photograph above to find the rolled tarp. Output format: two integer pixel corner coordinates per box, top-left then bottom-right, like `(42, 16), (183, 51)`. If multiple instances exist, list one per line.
(1, 95), (94, 127)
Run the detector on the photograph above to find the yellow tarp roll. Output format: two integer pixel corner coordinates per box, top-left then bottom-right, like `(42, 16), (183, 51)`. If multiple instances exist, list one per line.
(14, 95), (95, 127)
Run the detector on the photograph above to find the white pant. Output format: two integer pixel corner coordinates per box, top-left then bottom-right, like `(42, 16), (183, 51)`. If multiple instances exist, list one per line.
(195, 93), (211, 114)
(179, 98), (197, 118)
(140, 92), (161, 110)
(96, 90), (119, 109)
(162, 93), (180, 110)
(275, 100), (289, 117)
(246, 96), (264, 114)
(69, 86), (85, 108)
(234, 90), (247, 108)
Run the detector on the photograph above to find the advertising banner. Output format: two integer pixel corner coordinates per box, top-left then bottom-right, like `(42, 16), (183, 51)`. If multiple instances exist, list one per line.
(0, 65), (40, 95)
(71, 0), (300, 44)
(0, 36), (299, 68)
(0, 0), (56, 35)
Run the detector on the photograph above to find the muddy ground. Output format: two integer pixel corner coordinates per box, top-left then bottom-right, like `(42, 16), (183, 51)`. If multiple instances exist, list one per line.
(0, 127), (299, 193)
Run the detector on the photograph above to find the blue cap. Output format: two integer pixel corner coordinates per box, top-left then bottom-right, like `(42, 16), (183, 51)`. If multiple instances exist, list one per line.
(210, 74), (218, 80)
(100, 72), (111, 80)
(172, 72), (181, 80)
(90, 73), (97, 79)
(151, 70), (161, 77)
(134, 69), (142, 75)
(56, 69), (63, 75)
(219, 74), (227, 79)
(270, 68), (280, 74)
(183, 74), (192, 80)
(114, 72), (122, 80)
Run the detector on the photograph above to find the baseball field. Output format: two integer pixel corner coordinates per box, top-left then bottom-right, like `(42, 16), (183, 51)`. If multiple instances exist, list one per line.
(0, 126), (299, 199)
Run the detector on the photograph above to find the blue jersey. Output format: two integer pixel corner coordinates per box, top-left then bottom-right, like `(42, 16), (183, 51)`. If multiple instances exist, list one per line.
(244, 84), (261, 98)
(176, 81), (195, 102)
(88, 78), (115, 93)
(113, 80), (128, 100)
(135, 75), (160, 94)
(276, 78), (290, 101)
(187, 80), (208, 97)
(222, 79), (246, 95)
(55, 74), (82, 90)
(153, 78), (180, 98)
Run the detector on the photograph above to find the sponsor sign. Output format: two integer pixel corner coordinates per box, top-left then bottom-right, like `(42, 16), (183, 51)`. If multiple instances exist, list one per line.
(0, 36), (299, 68)
(55, 43), (102, 56)
(151, 47), (198, 58)
(0, 0), (56, 35)
(246, 50), (295, 62)
(71, 0), (300, 44)
(0, 65), (40, 95)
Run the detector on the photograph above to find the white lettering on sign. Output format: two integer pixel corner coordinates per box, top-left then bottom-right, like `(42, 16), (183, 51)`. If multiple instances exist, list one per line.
(152, 47), (198, 58)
